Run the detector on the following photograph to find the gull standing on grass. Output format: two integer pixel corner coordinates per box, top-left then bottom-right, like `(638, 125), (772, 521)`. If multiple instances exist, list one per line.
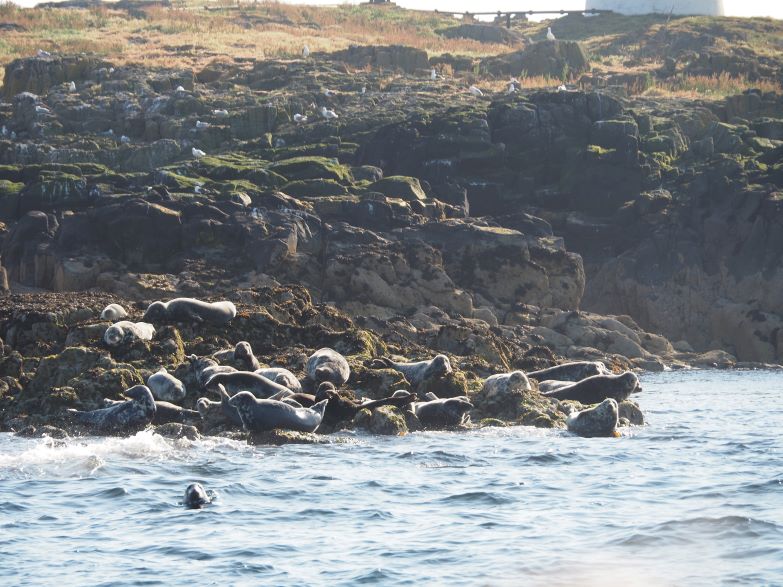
(547, 27), (556, 41)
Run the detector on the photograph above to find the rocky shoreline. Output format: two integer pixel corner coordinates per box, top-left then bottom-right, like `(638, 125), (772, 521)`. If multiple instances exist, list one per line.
(1, 33), (781, 440)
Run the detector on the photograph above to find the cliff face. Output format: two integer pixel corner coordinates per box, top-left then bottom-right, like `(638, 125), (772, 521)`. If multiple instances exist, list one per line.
(0, 46), (781, 366)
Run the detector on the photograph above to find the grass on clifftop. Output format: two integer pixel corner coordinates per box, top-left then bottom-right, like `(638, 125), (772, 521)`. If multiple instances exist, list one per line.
(0, 1), (781, 99)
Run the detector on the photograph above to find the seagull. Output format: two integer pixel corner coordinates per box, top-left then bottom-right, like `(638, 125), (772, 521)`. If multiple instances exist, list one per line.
(323, 88), (335, 97)
(36, 49), (51, 58)
(430, 68), (437, 80)
(547, 27), (556, 41)
(194, 183), (203, 194)
(302, 44), (310, 58)
(192, 147), (206, 158)
(108, 67), (115, 74)
(120, 135), (130, 144)
(274, 138), (286, 148)
(67, 81), (76, 92)
(293, 113), (308, 124)
(175, 85), (185, 92)
(195, 120), (210, 129)
(557, 84), (567, 91)
(320, 106), (338, 120)
(468, 86), (483, 97)
(35, 105), (50, 115)
(0, 125), (6, 136)
(360, 86), (366, 95)
(212, 109), (229, 117)
(507, 83), (517, 94)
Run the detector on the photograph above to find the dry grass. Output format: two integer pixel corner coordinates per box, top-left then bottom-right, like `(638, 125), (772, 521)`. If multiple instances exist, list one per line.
(643, 72), (782, 99)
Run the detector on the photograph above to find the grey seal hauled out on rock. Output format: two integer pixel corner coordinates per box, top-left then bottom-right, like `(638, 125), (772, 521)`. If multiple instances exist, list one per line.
(67, 385), (156, 433)
(412, 395), (473, 429)
(566, 398), (619, 438)
(306, 348), (350, 386)
(143, 298), (237, 325)
(370, 354), (452, 387)
(188, 355), (237, 387)
(480, 371), (532, 400)
(233, 341), (261, 370)
(104, 321), (155, 346)
(528, 361), (610, 383)
(183, 483), (215, 509)
(147, 368), (186, 402)
(205, 370), (293, 398)
(255, 367), (302, 393)
(228, 391), (328, 433)
(541, 371), (640, 404)
(100, 303), (128, 321)
(103, 397), (198, 426)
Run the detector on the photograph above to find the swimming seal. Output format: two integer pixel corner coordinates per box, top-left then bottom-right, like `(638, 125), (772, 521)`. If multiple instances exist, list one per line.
(255, 368), (302, 393)
(306, 348), (350, 386)
(104, 321), (155, 346)
(228, 391), (328, 433)
(143, 298), (237, 325)
(566, 398), (619, 438)
(67, 385), (156, 433)
(183, 483), (215, 509)
(541, 371), (640, 404)
(370, 354), (452, 387)
(234, 341), (261, 370)
(147, 368), (186, 402)
(480, 371), (532, 401)
(205, 371), (292, 398)
(100, 303), (128, 321)
(412, 395), (473, 429)
(528, 361), (610, 382)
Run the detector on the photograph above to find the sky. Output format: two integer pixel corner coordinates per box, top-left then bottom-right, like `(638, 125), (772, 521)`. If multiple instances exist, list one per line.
(9, 0), (783, 17)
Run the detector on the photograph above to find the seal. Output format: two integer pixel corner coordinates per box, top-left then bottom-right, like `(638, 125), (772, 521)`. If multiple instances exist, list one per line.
(196, 385), (245, 429)
(480, 371), (532, 401)
(147, 368), (186, 402)
(370, 354), (452, 387)
(412, 395), (473, 429)
(228, 391), (328, 433)
(188, 355), (236, 387)
(205, 371), (292, 398)
(255, 368), (302, 393)
(100, 303), (128, 321)
(537, 380), (572, 393)
(183, 483), (215, 509)
(103, 320), (155, 346)
(566, 398), (619, 437)
(541, 371), (640, 404)
(234, 341), (261, 370)
(103, 397), (199, 426)
(143, 297), (237, 325)
(67, 385), (156, 433)
(305, 348), (350, 386)
(313, 382), (418, 429)
(528, 361), (610, 382)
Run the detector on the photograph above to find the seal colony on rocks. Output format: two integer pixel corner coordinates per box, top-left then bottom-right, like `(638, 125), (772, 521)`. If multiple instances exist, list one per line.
(143, 298), (237, 325)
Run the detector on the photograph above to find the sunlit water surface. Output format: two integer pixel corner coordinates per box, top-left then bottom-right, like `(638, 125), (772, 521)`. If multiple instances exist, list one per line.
(1, 370), (781, 586)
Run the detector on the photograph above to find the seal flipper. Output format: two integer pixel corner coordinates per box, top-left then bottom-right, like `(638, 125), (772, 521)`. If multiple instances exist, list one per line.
(423, 392), (439, 402)
(310, 399), (329, 432)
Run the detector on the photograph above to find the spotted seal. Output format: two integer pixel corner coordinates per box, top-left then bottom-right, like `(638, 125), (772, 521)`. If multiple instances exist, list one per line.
(480, 371), (532, 401)
(205, 371), (292, 398)
(412, 395), (473, 429)
(255, 368), (302, 393)
(566, 398), (619, 437)
(537, 380), (572, 393)
(183, 483), (215, 509)
(103, 396), (198, 426)
(67, 385), (156, 433)
(100, 303), (128, 321)
(228, 391), (328, 433)
(370, 354), (452, 387)
(143, 297), (237, 325)
(541, 371), (640, 404)
(306, 348), (350, 386)
(147, 368), (186, 402)
(528, 361), (610, 382)
(103, 321), (155, 346)
(234, 341), (261, 370)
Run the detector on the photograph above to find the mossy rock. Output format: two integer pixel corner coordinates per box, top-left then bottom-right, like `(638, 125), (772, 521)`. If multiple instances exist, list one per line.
(283, 179), (349, 198)
(192, 153), (284, 188)
(71, 366), (144, 408)
(369, 176), (426, 202)
(417, 370), (470, 398)
(478, 418), (507, 427)
(0, 180), (24, 196)
(347, 365), (408, 400)
(269, 156), (352, 183)
(26, 347), (111, 394)
(353, 405), (407, 435)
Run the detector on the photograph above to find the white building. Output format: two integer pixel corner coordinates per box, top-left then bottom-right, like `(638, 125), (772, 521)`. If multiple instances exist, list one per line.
(585, 0), (725, 16)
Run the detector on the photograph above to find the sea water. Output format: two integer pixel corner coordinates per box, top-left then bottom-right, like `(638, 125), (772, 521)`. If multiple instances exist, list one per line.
(1, 369), (781, 586)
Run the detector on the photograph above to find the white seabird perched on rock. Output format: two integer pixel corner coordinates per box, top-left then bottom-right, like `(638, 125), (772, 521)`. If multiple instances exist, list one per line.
(468, 86), (483, 97)
(120, 135), (130, 144)
(196, 120), (210, 129)
(175, 85), (185, 92)
(320, 106), (339, 120)
(323, 88), (335, 97)
(430, 67), (437, 80)
(192, 147), (206, 158)
(212, 109), (229, 117)
(36, 49), (51, 58)
(293, 113), (308, 124)
(547, 27), (556, 41)
(34, 105), (50, 115)
(67, 81), (76, 92)
(302, 44), (310, 58)
(557, 84), (567, 91)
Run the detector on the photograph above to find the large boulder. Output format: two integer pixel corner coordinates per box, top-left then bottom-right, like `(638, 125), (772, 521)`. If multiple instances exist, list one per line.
(481, 40), (590, 78)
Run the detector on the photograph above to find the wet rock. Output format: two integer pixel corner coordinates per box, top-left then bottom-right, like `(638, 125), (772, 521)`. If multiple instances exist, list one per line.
(155, 422), (200, 440)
